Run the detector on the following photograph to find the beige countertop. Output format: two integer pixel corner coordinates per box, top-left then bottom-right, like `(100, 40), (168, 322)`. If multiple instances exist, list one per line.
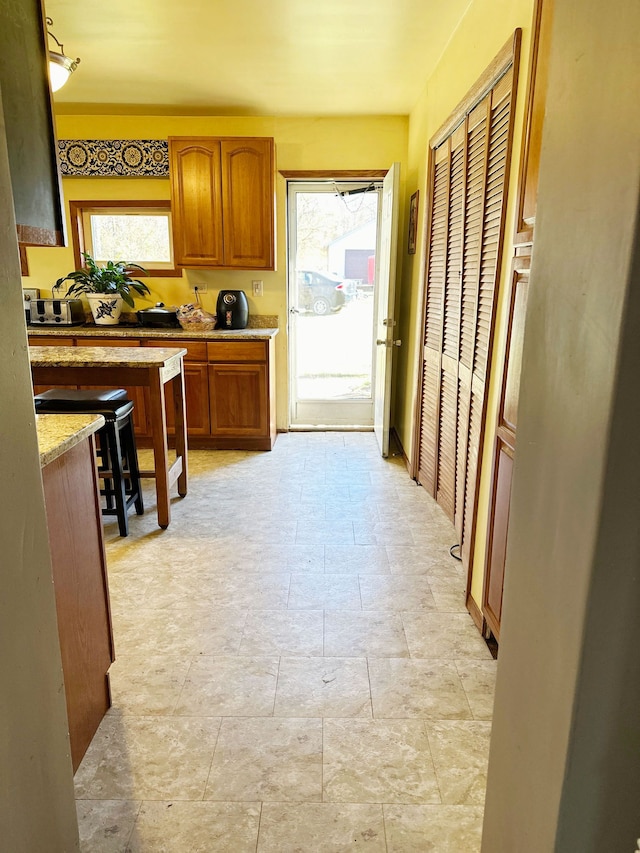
(29, 345), (187, 368)
(27, 324), (279, 342)
(37, 414), (105, 468)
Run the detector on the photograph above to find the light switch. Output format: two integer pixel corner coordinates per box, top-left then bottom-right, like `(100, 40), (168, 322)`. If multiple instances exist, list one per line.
(252, 280), (264, 297)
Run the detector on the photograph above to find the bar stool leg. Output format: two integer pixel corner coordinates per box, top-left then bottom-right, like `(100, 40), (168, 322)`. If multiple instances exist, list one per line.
(122, 416), (144, 515)
(104, 422), (129, 537)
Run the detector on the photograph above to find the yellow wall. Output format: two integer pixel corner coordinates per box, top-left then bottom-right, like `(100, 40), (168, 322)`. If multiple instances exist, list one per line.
(24, 115), (408, 429)
(394, 0), (536, 608)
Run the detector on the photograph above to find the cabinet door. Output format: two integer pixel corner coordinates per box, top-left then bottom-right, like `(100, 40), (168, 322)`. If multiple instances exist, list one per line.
(169, 138), (224, 267)
(208, 362), (268, 437)
(163, 362), (210, 437)
(75, 338), (148, 434)
(483, 440), (514, 641)
(220, 138), (275, 269)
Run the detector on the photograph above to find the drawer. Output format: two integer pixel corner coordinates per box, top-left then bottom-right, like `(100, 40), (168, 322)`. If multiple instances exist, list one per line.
(144, 338), (207, 362)
(207, 341), (267, 363)
(76, 337), (142, 347)
(29, 336), (75, 346)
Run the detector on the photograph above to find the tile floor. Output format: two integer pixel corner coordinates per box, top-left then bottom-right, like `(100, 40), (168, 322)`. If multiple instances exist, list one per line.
(76, 432), (496, 852)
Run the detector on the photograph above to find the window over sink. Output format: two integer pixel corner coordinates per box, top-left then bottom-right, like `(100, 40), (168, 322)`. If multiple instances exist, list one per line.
(69, 200), (182, 277)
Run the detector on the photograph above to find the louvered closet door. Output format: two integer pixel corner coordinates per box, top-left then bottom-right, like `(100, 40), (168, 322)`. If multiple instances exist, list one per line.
(417, 59), (516, 566)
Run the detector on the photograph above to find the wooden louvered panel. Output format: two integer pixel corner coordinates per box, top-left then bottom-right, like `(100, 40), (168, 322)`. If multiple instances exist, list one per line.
(436, 368), (457, 519)
(425, 148), (450, 351)
(462, 386), (484, 560)
(416, 33), (519, 593)
(418, 353), (440, 495)
(455, 377), (471, 537)
(460, 101), (489, 369)
(443, 133), (465, 360)
(473, 93), (512, 380)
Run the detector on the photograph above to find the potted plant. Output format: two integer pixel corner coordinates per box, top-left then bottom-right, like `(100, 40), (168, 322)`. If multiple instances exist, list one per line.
(56, 252), (151, 325)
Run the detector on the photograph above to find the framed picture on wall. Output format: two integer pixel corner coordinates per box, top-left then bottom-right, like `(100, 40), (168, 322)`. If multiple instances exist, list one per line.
(408, 190), (419, 254)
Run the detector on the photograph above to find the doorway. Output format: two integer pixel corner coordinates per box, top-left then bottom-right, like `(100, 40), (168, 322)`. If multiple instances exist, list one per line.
(287, 180), (381, 428)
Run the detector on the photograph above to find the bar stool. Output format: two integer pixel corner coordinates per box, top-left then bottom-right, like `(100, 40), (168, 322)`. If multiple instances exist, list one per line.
(34, 388), (144, 536)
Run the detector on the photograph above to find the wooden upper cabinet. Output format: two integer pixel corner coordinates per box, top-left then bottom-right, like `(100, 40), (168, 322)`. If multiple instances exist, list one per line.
(169, 136), (275, 270)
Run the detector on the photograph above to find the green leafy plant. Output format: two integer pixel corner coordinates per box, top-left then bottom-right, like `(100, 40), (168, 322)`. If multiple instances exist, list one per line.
(56, 252), (151, 308)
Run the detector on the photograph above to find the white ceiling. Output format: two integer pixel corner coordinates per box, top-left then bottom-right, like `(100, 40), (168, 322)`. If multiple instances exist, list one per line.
(46, 0), (472, 115)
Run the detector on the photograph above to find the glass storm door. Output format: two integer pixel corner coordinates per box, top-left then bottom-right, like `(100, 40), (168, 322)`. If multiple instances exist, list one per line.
(287, 180), (382, 428)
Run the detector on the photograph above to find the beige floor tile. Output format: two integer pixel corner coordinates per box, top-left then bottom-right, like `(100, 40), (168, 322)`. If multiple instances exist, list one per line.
(426, 720), (492, 805)
(274, 657), (372, 718)
(258, 802), (386, 852)
(239, 610), (324, 656)
(109, 607), (248, 656)
(323, 718), (440, 804)
(296, 520), (355, 545)
(454, 660), (498, 720)
(402, 612), (493, 660)
(359, 575), (437, 611)
(369, 658), (472, 720)
(76, 799), (141, 853)
(82, 434), (494, 847)
(383, 804), (483, 852)
(127, 801), (261, 852)
(324, 545), (390, 574)
(174, 656), (279, 716)
(76, 715), (222, 800)
(386, 545), (458, 576)
(108, 655), (191, 716)
(324, 611), (410, 657)
(288, 573), (362, 609)
(429, 576), (469, 611)
(205, 573), (292, 609)
(205, 717), (323, 802)
(353, 521), (416, 546)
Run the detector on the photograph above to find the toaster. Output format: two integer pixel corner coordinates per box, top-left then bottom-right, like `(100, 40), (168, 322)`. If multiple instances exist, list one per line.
(29, 298), (86, 326)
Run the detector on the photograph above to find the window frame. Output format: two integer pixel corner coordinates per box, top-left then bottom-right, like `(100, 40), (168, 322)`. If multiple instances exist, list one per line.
(68, 199), (182, 277)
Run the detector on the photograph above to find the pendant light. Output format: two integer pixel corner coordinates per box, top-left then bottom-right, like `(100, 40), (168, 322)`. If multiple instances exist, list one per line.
(46, 17), (80, 92)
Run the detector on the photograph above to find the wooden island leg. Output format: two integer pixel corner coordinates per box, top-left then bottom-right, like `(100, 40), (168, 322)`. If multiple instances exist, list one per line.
(172, 368), (188, 498)
(148, 369), (171, 528)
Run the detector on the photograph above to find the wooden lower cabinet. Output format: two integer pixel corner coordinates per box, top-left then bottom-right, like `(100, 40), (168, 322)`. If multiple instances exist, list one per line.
(209, 362), (268, 436)
(30, 333), (276, 449)
(42, 435), (113, 772)
(482, 439), (514, 641)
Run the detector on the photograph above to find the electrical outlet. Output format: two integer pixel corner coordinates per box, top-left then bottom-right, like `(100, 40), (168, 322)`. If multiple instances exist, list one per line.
(193, 282), (207, 293)
(252, 280), (264, 297)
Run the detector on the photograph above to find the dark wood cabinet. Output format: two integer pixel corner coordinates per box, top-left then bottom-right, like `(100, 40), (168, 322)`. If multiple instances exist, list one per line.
(42, 435), (113, 772)
(207, 339), (276, 450)
(169, 136), (275, 270)
(30, 332), (277, 449)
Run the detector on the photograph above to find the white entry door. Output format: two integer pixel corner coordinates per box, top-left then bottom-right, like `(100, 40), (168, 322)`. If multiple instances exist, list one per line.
(373, 163), (401, 457)
(287, 180), (382, 428)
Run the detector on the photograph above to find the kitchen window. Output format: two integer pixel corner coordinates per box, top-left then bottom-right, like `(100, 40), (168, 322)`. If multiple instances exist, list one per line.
(69, 200), (181, 276)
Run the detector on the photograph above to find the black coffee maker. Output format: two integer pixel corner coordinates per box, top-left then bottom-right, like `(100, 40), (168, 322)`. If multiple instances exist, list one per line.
(216, 290), (249, 330)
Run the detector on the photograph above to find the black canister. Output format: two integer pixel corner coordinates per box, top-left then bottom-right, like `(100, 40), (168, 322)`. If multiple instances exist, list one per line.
(216, 290), (249, 330)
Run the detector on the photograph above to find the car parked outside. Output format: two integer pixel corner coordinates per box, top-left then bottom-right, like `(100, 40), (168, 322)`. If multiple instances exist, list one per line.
(296, 270), (347, 315)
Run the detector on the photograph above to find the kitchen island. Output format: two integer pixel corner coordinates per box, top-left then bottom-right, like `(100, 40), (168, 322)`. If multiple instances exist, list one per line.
(38, 414), (113, 772)
(30, 344), (188, 529)
(28, 323), (279, 451)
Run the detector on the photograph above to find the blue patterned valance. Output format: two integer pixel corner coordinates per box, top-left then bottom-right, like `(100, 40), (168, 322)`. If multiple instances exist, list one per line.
(57, 139), (169, 177)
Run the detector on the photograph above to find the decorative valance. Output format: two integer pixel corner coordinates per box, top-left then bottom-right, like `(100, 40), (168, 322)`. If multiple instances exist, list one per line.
(57, 139), (169, 177)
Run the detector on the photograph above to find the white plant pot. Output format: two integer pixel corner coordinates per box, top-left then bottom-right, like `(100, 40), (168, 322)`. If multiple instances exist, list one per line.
(86, 293), (124, 325)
